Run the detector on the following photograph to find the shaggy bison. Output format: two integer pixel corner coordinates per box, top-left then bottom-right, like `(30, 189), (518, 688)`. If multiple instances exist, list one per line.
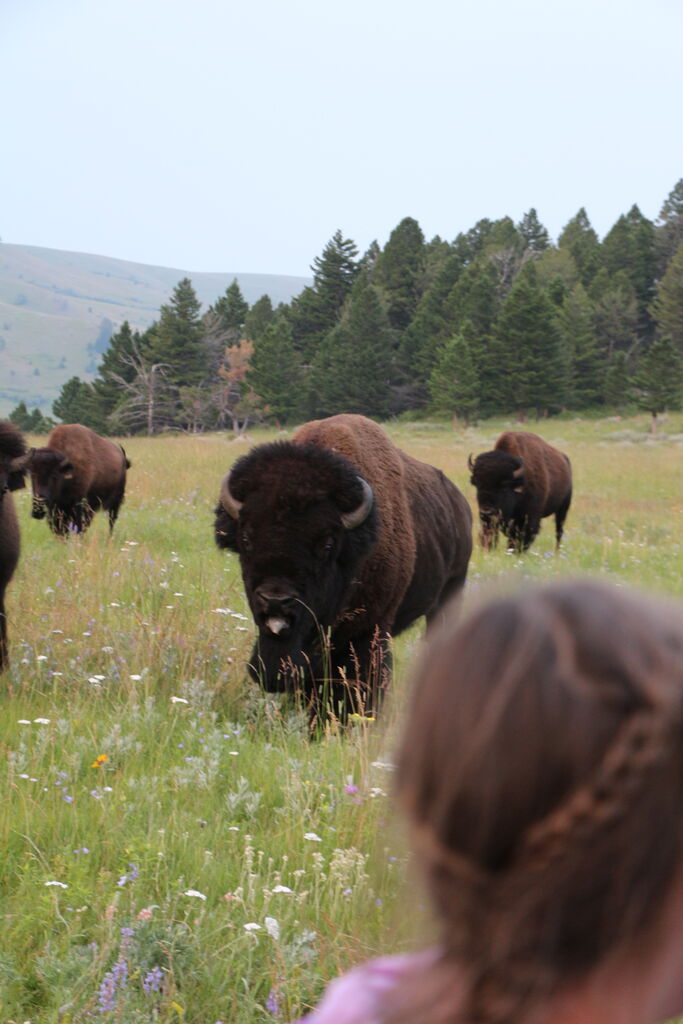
(0, 421), (30, 670)
(468, 430), (572, 552)
(28, 424), (131, 536)
(215, 413), (472, 713)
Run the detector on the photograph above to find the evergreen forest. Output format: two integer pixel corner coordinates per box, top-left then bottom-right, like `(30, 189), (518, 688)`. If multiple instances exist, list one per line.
(13, 179), (683, 435)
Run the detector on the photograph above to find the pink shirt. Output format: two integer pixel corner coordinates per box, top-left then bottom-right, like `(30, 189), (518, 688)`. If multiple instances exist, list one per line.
(291, 950), (437, 1024)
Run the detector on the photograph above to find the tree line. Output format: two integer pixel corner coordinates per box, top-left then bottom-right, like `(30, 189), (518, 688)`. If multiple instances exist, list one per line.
(11, 178), (683, 435)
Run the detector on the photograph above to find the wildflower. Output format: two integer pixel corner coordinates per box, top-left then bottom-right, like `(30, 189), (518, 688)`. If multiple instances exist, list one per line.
(130, 674), (142, 680)
(143, 965), (164, 994)
(45, 880), (68, 888)
(91, 754), (109, 767)
(170, 696), (189, 704)
(272, 885), (294, 894)
(33, 717), (50, 724)
(304, 832), (322, 842)
(244, 922), (261, 932)
(265, 916), (280, 940)
(117, 863), (139, 887)
(344, 783), (359, 795)
(18, 719), (31, 725)
(184, 889), (206, 900)
(136, 907), (154, 920)
(266, 989), (280, 1016)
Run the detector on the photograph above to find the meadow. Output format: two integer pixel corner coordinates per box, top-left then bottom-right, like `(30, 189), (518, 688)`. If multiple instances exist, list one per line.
(2, 413), (683, 1023)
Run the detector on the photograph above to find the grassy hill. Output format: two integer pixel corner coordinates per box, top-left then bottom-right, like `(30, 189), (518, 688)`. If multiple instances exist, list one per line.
(0, 243), (310, 417)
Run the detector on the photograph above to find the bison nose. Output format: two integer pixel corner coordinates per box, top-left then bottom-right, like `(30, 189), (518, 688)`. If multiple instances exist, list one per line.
(253, 588), (299, 637)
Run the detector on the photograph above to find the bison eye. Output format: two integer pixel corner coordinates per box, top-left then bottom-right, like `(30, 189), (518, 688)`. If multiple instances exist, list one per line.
(240, 529), (253, 552)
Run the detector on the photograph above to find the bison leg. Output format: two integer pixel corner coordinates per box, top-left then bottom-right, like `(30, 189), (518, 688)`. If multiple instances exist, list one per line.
(106, 488), (126, 533)
(555, 492), (572, 549)
(327, 628), (392, 720)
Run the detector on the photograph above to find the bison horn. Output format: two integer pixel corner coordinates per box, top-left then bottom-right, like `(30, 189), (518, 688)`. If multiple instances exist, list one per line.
(8, 450), (34, 472)
(467, 453), (475, 471)
(341, 477), (374, 530)
(219, 472), (243, 519)
(512, 463), (524, 479)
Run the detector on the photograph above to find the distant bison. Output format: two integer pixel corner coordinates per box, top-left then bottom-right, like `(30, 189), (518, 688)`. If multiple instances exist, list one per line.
(215, 414), (472, 713)
(468, 430), (572, 552)
(28, 424), (130, 536)
(0, 421), (30, 670)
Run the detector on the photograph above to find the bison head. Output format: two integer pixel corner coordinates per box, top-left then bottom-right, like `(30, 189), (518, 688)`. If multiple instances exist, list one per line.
(28, 449), (75, 517)
(468, 451), (524, 548)
(214, 441), (378, 692)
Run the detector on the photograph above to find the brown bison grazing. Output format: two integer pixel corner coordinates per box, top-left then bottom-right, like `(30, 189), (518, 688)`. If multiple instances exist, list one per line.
(214, 413), (472, 713)
(28, 424), (131, 536)
(0, 421), (30, 670)
(468, 430), (572, 552)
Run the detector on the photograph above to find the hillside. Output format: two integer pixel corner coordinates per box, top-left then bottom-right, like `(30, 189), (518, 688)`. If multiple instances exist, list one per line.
(0, 243), (310, 416)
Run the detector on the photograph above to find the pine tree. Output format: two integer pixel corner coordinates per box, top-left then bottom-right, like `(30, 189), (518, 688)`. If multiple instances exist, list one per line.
(8, 402), (53, 433)
(603, 352), (633, 410)
(494, 268), (568, 418)
(651, 243), (683, 353)
(633, 337), (683, 432)
(374, 216), (426, 330)
(601, 205), (657, 337)
(146, 278), (208, 389)
(560, 284), (604, 408)
(558, 208), (601, 288)
(399, 250), (465, 388)
(92, 321), (141, 421)
(244, 294), (275, 344)
(590, 269), (639, 359)
(52, 377), (104, 430)
(309, 282), (393, 419)
(289, 230), (359, 360)
(517, 208), (551, 254)
(428, 333), (480, 424)
(204, 279), (250, 374)
(246, 312), (304, 424)
(655, 178), (683, 276)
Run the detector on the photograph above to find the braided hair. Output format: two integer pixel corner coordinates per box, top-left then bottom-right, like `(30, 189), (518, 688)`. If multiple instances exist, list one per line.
(387, 580), (683, 1024)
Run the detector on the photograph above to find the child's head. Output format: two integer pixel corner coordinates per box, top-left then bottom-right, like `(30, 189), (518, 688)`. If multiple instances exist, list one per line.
(396, 580), (683, 1023)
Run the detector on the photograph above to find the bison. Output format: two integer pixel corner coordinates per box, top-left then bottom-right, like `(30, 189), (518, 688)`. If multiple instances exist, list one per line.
(468, 430), (572, 552)
(0, 421), (30, 670)
(28, 424), (131, 536)
(214, 413), (472, 715)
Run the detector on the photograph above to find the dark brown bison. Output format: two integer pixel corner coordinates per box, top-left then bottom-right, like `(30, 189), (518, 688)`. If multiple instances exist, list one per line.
(468, 430), (572, 552)
(28, 424), (131, 536)
(214, 413), (472, 713)
(0, 421), (30, 670)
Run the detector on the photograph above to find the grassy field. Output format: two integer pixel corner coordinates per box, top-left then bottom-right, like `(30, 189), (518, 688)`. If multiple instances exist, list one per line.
(2, 413), (683, 1023)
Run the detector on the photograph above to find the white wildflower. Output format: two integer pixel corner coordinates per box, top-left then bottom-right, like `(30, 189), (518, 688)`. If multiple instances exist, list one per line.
(304, 832), (322, 842)
(265, 916), (280, 940)
(44, 880), (68, 888)
(243, 922), (261, 932)
(33, 718), (50, 724)
(184, 889), (206, 900)
(170, 696), (189, 704)
(272, 885), (294, 894)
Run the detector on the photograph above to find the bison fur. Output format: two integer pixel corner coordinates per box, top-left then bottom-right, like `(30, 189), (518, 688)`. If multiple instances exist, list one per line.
(214, 414), (472, 715)
(0, 420), (30, 670)
(468, 430), (572, 552)
(29, 424), (131, 536)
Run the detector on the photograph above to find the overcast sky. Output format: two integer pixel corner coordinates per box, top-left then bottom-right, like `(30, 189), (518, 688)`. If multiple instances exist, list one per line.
(2, 0), (682, 277)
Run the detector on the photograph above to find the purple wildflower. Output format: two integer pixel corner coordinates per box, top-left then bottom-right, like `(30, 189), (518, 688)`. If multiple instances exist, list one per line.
(143, 965), (164, 994)
(266, 990), (280, 1017)
(97, 971), (116, 1012)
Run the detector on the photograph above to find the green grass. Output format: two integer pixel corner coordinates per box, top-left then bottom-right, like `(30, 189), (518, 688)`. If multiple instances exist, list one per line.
(1, 413), (682, 1022)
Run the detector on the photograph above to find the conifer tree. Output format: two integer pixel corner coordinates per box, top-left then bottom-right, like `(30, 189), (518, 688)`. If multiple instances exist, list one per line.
(633, 337), (683, 432)
(494, 267), (568, 418)
(204, 279), (249, 374)
(655, 179), (683, 276)
(603, 351), (633, 410)
(146, 278), (208, 389)
(400, 251), (465, 387)
(517, 208), (551, 253)
(246, 312), (304, 424)
(558, 208), (601, 288)
(92, 321), (141, 421)
(374, 216), (426, 330)
(589, 269), (639, 359)
(52, 377), (104, 430)
(428, 333), (480, 425)
(289, 230), (359, 359)
(309, 281), (393, 419)
(244, 294), (275, 344)
(560, 284), (604, 408)
(601, 205), (657, 337)
(651, 243), (683, 353)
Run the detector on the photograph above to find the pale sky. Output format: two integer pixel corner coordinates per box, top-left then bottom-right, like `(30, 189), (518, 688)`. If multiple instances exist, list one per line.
(2, 0), (682, 278)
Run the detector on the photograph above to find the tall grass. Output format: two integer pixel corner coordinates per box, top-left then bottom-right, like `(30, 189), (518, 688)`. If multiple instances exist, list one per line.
(1, 414), (682, 1022)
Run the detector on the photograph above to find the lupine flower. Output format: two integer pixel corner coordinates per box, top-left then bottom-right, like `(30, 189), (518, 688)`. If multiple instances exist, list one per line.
(266, 989), (280, 1016)
(143, 965), (164, 994)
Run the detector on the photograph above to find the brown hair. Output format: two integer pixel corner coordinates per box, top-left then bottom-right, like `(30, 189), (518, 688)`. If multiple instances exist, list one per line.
(390, 580), (683, 1024)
